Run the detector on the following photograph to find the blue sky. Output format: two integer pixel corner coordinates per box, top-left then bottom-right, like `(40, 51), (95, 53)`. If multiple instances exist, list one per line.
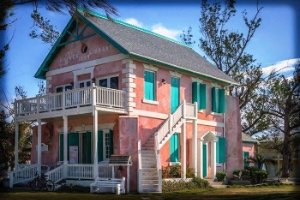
(1, 0), (299, 101)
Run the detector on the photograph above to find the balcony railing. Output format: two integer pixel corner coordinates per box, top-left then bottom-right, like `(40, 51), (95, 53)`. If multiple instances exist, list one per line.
(14, 86), (126, 117)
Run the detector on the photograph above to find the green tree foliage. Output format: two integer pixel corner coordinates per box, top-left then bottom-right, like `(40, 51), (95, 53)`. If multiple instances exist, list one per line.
(258, 62), (300, 177)
(181, 0), (272, 135)
(0, 0), (117, 78)
(0, 86), (32, 171)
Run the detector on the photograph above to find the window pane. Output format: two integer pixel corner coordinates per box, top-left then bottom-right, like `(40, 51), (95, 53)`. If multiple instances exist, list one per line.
(86, 81), (91, 87)
(110, 76), (119, 89)
(99, 79), (107, 87)
(65, 85), (72, 91)
(56, 87), (63, 93)
(79, 82), (84, 88)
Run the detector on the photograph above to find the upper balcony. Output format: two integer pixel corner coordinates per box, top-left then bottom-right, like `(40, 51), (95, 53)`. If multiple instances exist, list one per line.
(14, 86), (127, 121)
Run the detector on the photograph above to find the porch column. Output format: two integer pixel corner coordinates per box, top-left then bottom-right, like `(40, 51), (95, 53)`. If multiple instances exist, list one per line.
(93, 110), (98, 178)
(197, 138), (203, 178)
(181, 121), (186, 179)
(63, 116), (68, 177)
(192, 119), (197, 177)
(14, 121), (19, 170)
(211, 139), (217, 179)
(37, 119), (42, 176)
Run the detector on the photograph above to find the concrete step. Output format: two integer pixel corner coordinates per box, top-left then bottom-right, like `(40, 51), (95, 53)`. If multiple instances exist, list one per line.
(205, 179), (227, 188)
(142, 180), (159, 184)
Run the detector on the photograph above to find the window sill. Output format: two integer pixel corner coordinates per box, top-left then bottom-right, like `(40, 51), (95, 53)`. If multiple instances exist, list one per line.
(169, 162), (181, 166)
(211, 112), (224, 116)
(142, 99), (159, 105)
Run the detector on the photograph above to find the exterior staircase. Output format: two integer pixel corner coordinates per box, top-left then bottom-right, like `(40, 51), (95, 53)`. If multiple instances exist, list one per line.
(141, 135), (160, 193)
(206, 179), (228, 188)
(138, 101), (197, 193)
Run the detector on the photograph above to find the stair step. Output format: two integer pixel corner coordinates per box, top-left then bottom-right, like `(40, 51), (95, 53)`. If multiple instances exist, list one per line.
(142, 180), (159, 184)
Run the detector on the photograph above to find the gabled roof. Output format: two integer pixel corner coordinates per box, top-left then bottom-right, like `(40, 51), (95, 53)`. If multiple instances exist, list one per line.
(242, 132), (258, 144)
(35, 8), (237, 86)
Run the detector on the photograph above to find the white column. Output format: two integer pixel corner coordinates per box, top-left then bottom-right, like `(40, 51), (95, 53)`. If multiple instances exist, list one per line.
(63, 116), (68, 178)
(93, 110), (98, 178)
(192, 119), (197, 177)
(14, 121), (19, 170)
(197, 139), (203, 178)
(181, 121), (186, 179)
(211, 140), (217, 179)
(37, 119), (42, 176)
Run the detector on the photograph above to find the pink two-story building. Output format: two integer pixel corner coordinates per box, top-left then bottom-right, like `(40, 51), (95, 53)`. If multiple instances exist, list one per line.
(11, 8), (243, 192)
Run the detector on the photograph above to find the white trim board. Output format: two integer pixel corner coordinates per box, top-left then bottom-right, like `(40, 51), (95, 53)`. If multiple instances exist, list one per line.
(46, 54), (128, 77)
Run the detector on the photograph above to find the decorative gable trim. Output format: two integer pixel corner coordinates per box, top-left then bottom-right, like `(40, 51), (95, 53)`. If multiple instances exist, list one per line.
(170, 71), (182, 78)
(143, 64), (158, 71)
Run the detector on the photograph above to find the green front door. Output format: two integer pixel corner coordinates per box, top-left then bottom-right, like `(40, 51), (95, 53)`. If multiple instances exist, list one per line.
(171, 77), (180, 113)
(170, 134), (179, 162)
(203, 144), (207, 177)
(82, 132), (91, 164)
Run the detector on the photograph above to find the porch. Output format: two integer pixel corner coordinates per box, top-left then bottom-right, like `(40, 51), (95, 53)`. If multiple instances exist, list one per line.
(14, 85), (127, 122)
(9, 163), (127, 189)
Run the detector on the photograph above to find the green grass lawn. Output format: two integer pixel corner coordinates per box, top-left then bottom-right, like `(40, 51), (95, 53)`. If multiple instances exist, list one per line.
(1, 185), (300, 200)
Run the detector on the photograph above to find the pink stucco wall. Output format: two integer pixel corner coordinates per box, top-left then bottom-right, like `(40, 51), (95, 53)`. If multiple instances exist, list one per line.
(242, 143), (256, 158)
(225, 95), (243, 177)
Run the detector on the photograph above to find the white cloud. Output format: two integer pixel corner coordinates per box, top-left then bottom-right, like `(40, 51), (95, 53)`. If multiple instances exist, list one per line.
(151, 23), (181, 40)
(124, 18), (144, 28)
(262, 58), (299, 75)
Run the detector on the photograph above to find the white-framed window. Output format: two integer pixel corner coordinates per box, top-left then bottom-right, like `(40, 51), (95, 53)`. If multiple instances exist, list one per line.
(97, 75), (119, 89)
(55, 84), (72, 93)
(78, 80), (91, 88)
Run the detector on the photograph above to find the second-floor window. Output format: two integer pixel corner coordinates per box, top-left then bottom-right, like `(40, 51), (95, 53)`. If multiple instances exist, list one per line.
(98, 76), (119, 89)
(211, 87), (226, 113)
(79, 80), (91, 88)
(192, 82), (206, 110)
(56, 85), (72, 93)
(144, 70), (156, 101)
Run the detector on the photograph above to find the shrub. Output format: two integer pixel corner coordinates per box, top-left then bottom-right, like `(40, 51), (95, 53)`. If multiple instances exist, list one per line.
(56, 185), (90, 193)
(216, 172), (226, 181)
(162, 178), (209, 192)
(253, 170), (268, 184)
(186, 167), (195, 178)
(162, 164), (181, 178)
(192, 177), (209, 188)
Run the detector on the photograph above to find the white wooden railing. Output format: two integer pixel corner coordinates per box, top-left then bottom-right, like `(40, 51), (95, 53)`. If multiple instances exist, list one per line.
(9, 164), (38, 188)
(14, 86), (126, 117)
(155, 101), (197, 150)
(45, 164), (64, 183)
(67, 164), (94, 179)
(137, 140), (142, 193)
(155, 136), (162, 192)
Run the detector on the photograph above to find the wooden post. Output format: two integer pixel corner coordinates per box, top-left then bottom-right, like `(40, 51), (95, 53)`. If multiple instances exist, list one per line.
(63, 116), (68, 178)
(37, 119), (42, 176)
(14, 121), (19, 170)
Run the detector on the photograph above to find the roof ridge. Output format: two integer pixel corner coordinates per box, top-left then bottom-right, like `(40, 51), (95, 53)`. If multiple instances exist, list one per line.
(77, 7), (191, 48)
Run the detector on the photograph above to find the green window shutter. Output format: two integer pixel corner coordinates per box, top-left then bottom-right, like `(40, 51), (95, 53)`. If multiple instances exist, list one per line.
(68, 133), (79, 160)
(171, 77), (180, 113)
(144, 71), (155, 100)
(218, 137), (226, 163)
(219, 88), (226, 113)
(192, 82), (199, 104)
(98, 131), (103, 162)
(109, 130), (114, 157)
(199, 83), (206, 109)
(170, 134), (179, 162)
(244, 151), (250, 167)
(212, 87), (219, 112)
(59, 134), (64, 161)
(85, 132), (92, 164)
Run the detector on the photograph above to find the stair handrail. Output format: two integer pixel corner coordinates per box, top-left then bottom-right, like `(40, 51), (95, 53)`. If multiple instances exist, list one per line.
(137, 140), (143, 193)
(155, 101), (185, 150)
(45, 164), (65, 183)
(9, 164), (38, 188)
(155, 134), (162, 192)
